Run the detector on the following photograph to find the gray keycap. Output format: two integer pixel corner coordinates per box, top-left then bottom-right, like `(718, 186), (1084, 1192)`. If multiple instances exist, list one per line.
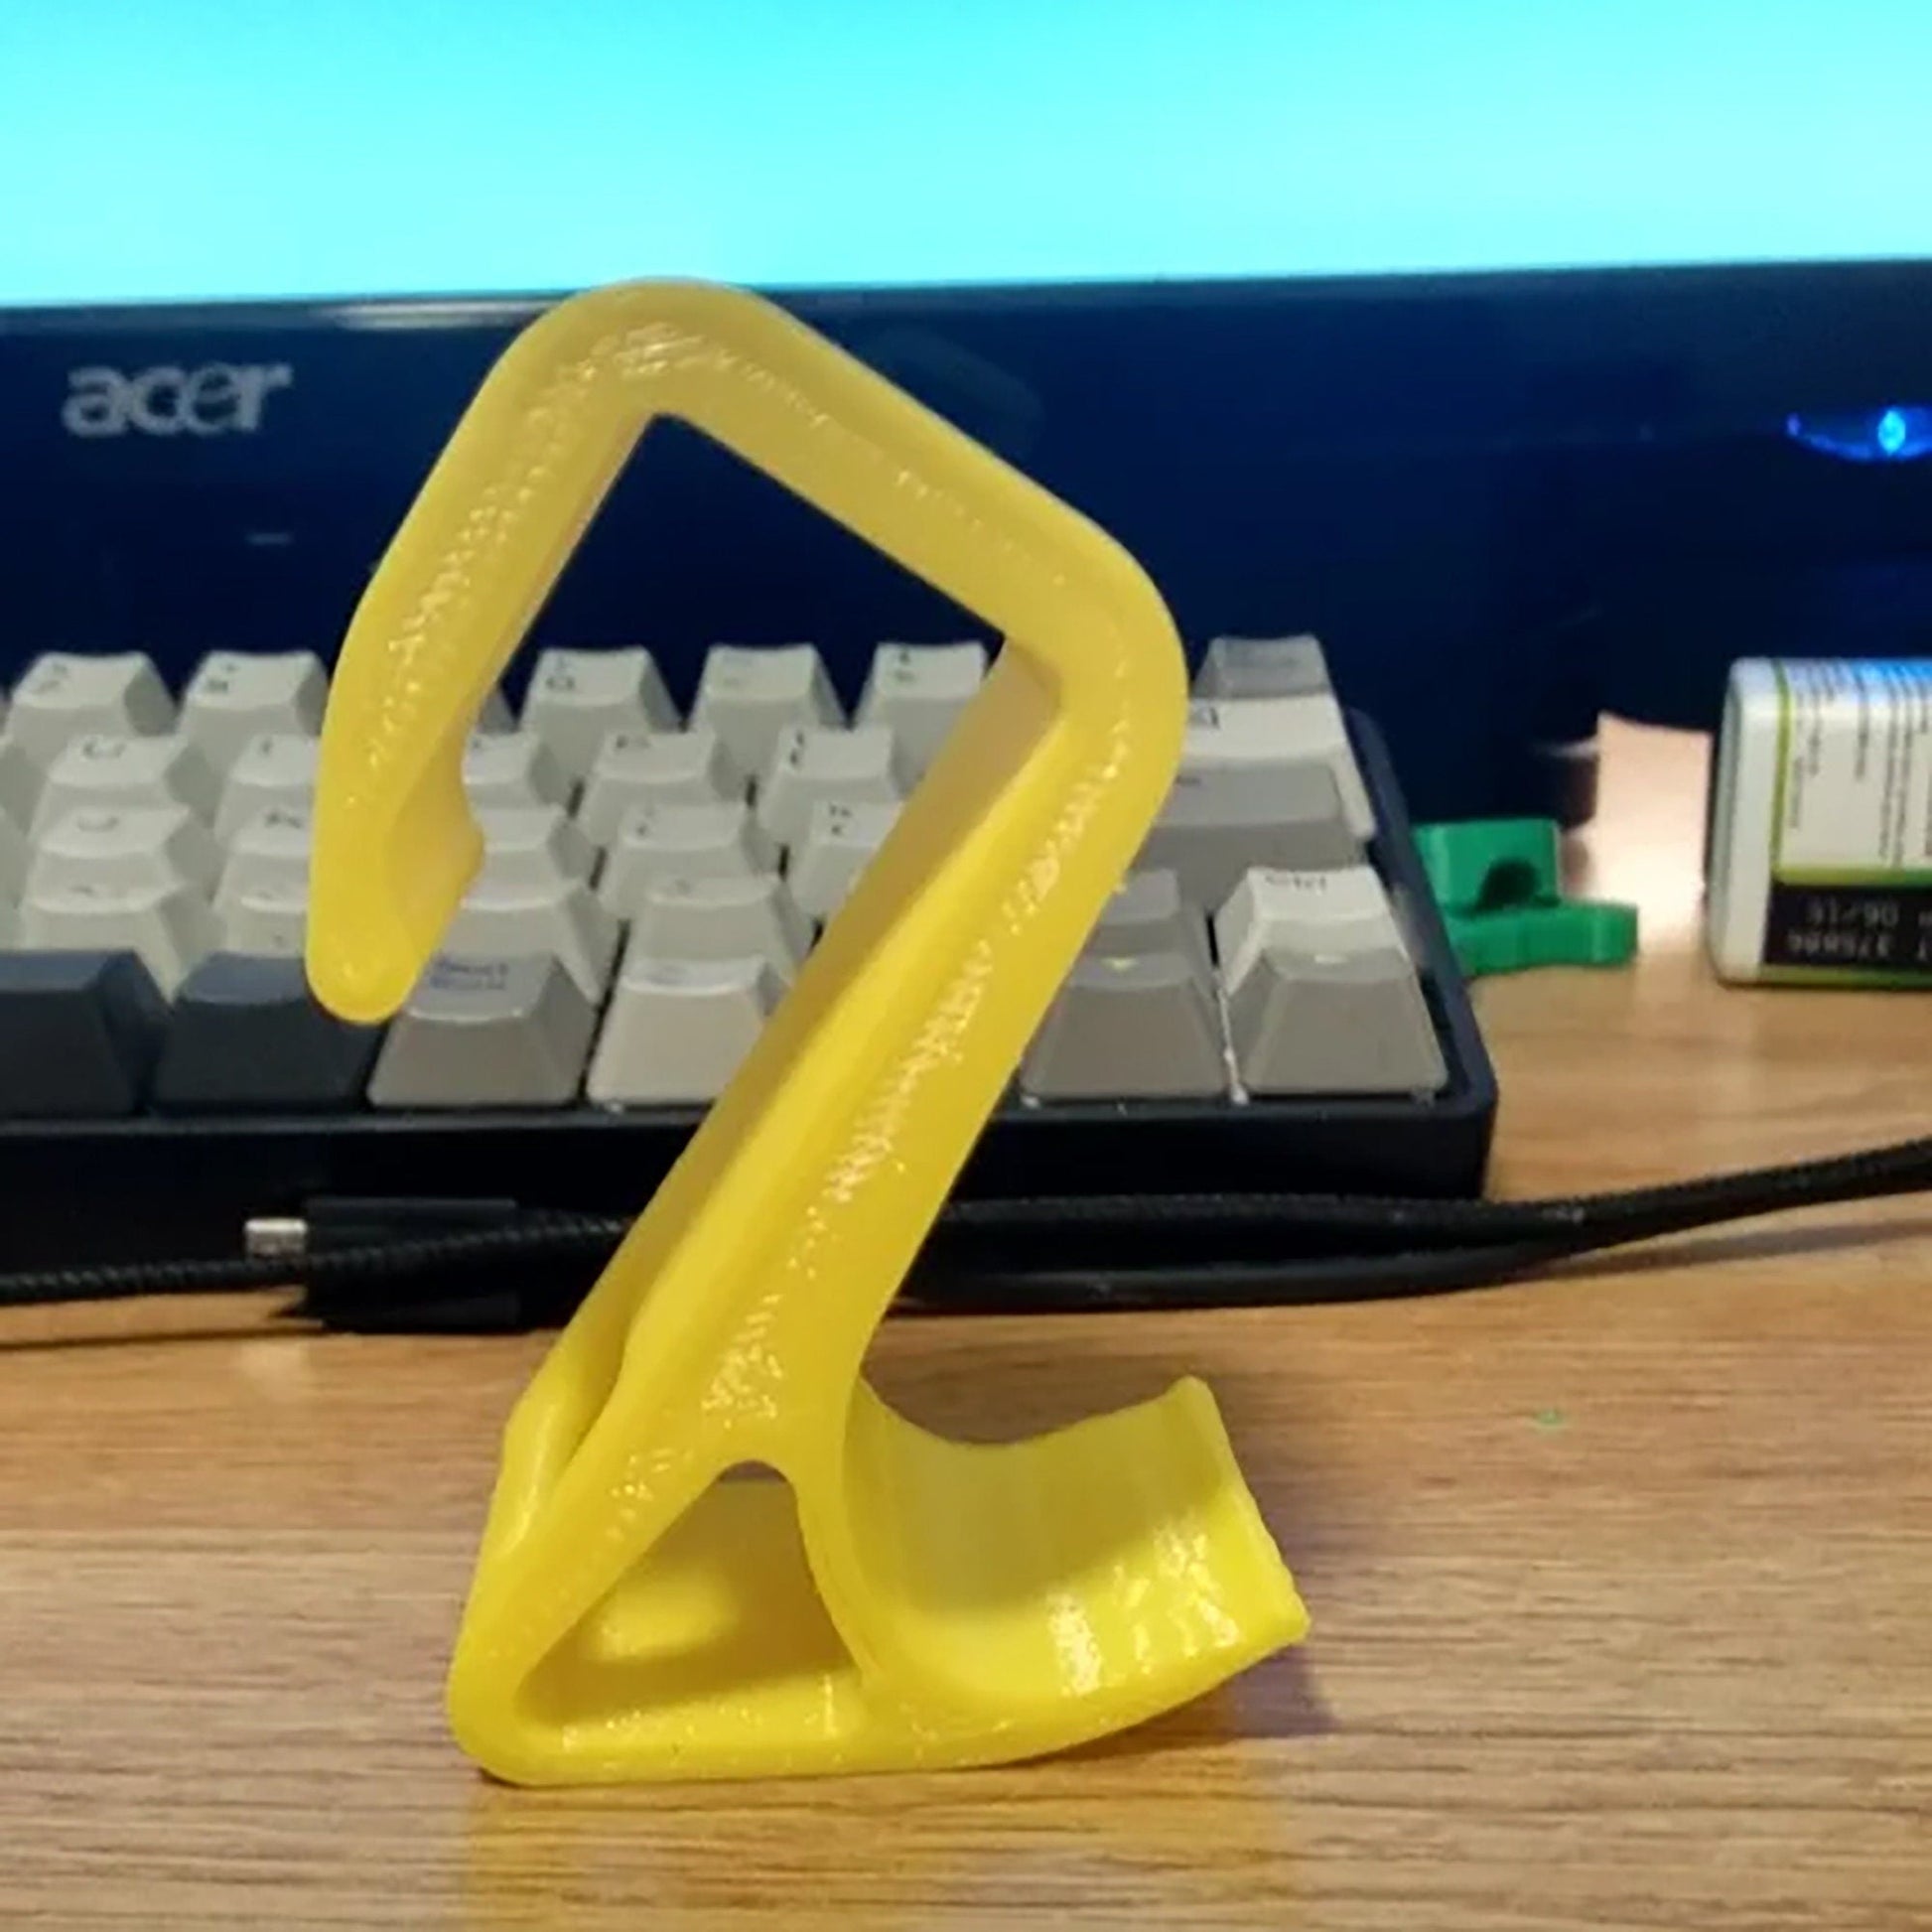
(586, 950), (783, 1104)
(1214, 864), (1408, 997)
(1085, 869), (1211, 980)
(461, 732), (570, 810)
(597, 800), (780, 916)
(215, 879), (308, 958)
(755, 723), (906, 845)
(30, 804), (221, 896)
(1227, 950), (1446, 1095)
(215, 733), (319, 838)
(578, 728), (744, 840)
(856, 640), (987, 777)
(0, 740), (45, 827)
(6, 652), (175, 760)
(367, 953), (596, 1108)
(630, 873), (811, 979)
(219, 805), (315, 897)
(691, 643), (841, 779)
(786, 798), (900, 918)
(179, 650), (329, 775)
(0, 807), (29, 897)
(1194, 633), (1330, 700)
(472, 803), (597, 890)
(445, 877), (621, 999)
(33, 732), (219, 838)
(20, 878), (217, 994)
(1022, 949), (1227, 1100)
(521, 646), (679, 780)
(1181, 695), (1373, 838)
(1137, 764), (1358, 910)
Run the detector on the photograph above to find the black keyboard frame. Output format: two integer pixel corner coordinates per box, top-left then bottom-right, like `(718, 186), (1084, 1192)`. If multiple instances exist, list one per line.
(0, 712), (1496, 1274)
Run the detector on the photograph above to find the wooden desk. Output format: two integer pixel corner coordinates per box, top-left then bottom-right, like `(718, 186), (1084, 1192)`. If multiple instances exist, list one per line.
(3, 721), (1929, 1931)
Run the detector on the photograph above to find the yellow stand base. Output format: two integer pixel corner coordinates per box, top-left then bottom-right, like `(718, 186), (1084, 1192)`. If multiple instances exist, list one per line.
(305, 281), (1308, 1784)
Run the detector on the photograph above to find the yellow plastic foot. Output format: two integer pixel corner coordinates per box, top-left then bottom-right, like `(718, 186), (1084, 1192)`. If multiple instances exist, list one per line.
(305, 280), (1308, 1784)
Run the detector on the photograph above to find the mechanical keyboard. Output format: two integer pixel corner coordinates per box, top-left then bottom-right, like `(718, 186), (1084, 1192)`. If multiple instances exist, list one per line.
(0, 632), (1495, 1275)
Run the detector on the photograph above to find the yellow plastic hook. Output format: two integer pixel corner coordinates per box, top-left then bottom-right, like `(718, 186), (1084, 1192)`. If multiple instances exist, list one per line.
(306, 280), (1307, 1784)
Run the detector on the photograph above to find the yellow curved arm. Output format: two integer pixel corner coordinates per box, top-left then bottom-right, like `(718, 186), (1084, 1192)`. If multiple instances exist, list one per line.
(307, 280), (1307, 1784)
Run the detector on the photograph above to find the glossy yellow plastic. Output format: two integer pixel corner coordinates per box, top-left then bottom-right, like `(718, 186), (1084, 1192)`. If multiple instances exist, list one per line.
(305, 280), (1307, 1784)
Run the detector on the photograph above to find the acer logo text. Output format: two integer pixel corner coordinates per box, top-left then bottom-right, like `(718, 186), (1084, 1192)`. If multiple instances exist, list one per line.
(62, 362), (293, 438)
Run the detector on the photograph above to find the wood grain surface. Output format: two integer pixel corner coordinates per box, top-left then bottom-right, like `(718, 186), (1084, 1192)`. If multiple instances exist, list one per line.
(2, 718), (1929, 1931)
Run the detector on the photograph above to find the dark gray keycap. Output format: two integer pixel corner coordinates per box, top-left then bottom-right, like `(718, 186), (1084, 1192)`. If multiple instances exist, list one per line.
(1085, 869), (1212, 980)
(367, 954), (596, 1108)
(1194, 633), (1330, 700)
(1022, 950), (1227, 1100)
(1138, 764), (1358, 910)
(1227, 949), (1447, 1095)
(152, 954), (382, 1113)
(0, 949), (168, 1117)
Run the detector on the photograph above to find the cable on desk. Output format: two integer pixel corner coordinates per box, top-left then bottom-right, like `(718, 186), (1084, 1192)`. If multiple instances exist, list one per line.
(0, 1214), (626, 1327)
(945, 1128), (1932, 1246)
(2, 1129), (1929, 1331)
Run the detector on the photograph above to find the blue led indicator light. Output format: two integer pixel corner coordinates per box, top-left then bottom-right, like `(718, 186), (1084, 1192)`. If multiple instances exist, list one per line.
(1786, 404), (1932, 463)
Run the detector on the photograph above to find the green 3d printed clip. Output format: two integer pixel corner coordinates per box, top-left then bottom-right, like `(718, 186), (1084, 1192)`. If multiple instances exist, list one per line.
(1416, 817), (1638, 978)
(303, 281), (1307, 1784)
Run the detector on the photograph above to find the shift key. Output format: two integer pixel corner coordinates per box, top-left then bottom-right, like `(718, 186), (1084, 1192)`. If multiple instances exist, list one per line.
(367, 954), (596, 1109)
